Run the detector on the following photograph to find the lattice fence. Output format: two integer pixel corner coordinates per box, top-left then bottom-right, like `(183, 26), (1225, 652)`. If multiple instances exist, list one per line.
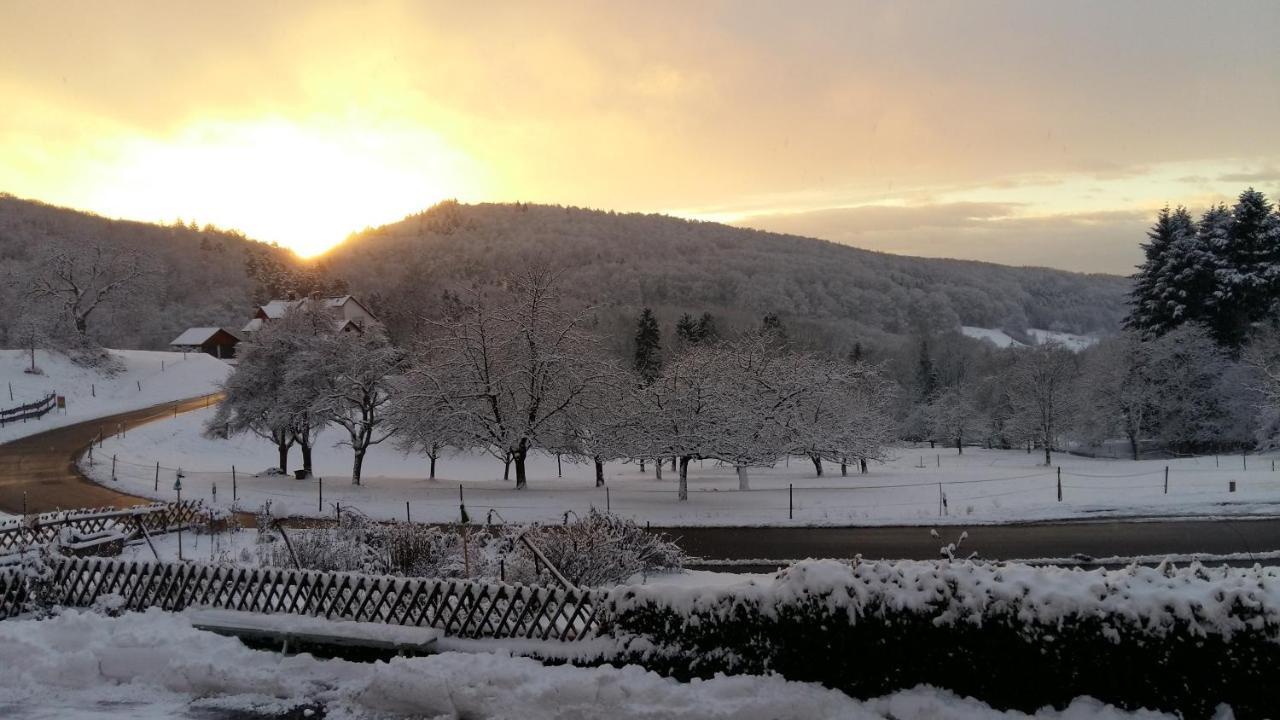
(0, 501), (207, 555)
(1, 556), (604, 641)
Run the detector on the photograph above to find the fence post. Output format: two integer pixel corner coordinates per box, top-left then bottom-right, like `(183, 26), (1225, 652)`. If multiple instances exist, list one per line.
(606, 486), (611, 513)
(212, 481), (217, 503)
(232, 466), (237, 502)
(318, 477), (323, 513)
(405, 500), (411, 523)
(1056, 466), (1061, 501)
(154, 462), (160, 492)
(136, 380), (141, 392)
(789, 483), (793, 519)
(91, 383), (95, 397)
(938, 483), (944, 516)
(936, 454), (940, 468)
(1164, 466), (1169, 495)
(1229, 480), (1236, 493)
(1243, 451), (1247, 471)
(89, 445), (94, 466)
(111, 455), (117, 482)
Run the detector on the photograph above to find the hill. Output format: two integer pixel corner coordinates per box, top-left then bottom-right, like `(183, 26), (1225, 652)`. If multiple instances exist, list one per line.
(0, 194), (301, 349)
(326, 201), (1129, 352)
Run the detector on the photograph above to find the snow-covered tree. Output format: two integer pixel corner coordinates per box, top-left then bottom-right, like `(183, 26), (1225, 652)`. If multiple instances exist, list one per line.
(309, 326), (402, 485)
(1126, 206), (1202, 337)
(1073, 333), (1159, 460)
(1146, 324), (1256, 452)
(1007, 342), (1078, 466)
(401, 269), (611, 489)
(26, 242), (149, 339)
(1209, 189), (1280, 347)
(926, 387), (980, 454)
(207, 330), (297, 473)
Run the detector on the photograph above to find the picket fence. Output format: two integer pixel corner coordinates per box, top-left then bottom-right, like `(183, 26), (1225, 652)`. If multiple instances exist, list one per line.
(0, 556), (604, 640)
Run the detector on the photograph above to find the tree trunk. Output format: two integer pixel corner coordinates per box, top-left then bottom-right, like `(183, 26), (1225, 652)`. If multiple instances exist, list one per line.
(860, 457), (868, 474)
(277, 442), (289, 474)
(841, 459), (847, 477)
(1128, 434), (1139, 461)
(299, 440), (313, 477)
(678, 456), (691, 501)
(956, 436), (963, 455)
(503, 452), (512, 481)
(594, 458), (605, 487)
(671, 457), (677, 471)
(929, 440), (935, 449)
(639, 459), (645, 472)
(736, 465), (749, 490)
(1043, 443), (1051, 467)
(514, 442), (529, 490)
(352, 448), (366, 485)
(655, 460), (663, 480)
(429, 453), (437, 479)
(810, 454), (822, 477)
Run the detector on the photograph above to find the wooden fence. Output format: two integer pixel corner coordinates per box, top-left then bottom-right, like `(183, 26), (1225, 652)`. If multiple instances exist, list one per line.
(0, 501), (207, 555)
(0, 393), (57, 427)
(0, 556), (603, 640)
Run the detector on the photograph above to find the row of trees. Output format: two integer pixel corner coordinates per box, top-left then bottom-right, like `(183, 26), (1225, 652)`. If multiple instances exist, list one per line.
(214, 271), (898, 498)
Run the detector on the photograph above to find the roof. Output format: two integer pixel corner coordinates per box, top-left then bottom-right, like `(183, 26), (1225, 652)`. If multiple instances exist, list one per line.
(170, 327), (239, 346)
(258, 296), (361, 319)
(241, 318), (265, 333)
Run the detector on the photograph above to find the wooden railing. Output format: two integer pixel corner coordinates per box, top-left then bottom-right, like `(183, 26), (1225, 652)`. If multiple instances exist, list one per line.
(0, 501), (207, 555)
(0, 392), (56, 427)
(0, 557), (604, 640)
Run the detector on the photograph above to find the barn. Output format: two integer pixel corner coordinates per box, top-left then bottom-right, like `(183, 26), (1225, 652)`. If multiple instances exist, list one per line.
(169, 327), (241, 359)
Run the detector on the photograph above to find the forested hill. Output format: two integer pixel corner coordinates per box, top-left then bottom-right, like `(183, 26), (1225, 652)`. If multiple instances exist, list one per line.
(0, 194), (301, 349)
(328, 201), (1129, 351)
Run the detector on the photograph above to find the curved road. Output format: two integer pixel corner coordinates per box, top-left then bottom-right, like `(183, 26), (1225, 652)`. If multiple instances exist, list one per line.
(1, 399), (1278, 562)
(0, 395), (219, 515)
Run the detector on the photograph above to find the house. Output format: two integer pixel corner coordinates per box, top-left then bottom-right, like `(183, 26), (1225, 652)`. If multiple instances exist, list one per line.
(169, 327), (241, 359)
(240, 295), (378, 336)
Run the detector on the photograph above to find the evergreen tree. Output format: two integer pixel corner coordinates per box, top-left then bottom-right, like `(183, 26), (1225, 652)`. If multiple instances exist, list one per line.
(675, 312), (700, 347)
(1125, 206), (1181, 335)
(761, 312), (788, 344)
(915, 337), (939, 402)
(848, 342), (864, 363)
(633, 307), (663, 382)
(696, 312), (719, 343)
(1211, 189), (1280, 347)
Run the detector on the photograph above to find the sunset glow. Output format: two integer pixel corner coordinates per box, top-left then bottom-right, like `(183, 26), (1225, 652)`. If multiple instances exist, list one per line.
(2, 1), (1278, 269)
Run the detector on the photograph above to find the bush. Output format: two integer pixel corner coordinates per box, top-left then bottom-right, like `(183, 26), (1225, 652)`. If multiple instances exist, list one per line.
(599, 559), (1280, 719)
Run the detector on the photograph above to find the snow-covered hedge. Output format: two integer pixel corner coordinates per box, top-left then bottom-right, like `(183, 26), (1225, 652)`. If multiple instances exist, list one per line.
(599, 559), (1280, 718)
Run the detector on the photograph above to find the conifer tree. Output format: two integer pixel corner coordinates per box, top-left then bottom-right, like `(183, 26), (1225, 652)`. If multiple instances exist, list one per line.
(696, 312), (719, 343)
(675, 312), (700, 347)
(633, 308), (663, 383)
(1211, 189), (1280, 347)
(761, 312), (788, 344)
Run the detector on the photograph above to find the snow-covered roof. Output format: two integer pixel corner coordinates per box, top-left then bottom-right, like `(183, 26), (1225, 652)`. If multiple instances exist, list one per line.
(241, 318), (265, 333)
(169, 327), (238, 346)
(259, 300), (298, 319)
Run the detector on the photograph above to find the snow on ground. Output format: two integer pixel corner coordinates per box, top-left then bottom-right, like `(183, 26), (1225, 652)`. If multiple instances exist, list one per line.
(960, 327), (1099, 351)
(0, 608), (1172, 719)
(0, 349), (230, 444)
(85, 407), (1280, 527)
(961, 326), (1025, 348)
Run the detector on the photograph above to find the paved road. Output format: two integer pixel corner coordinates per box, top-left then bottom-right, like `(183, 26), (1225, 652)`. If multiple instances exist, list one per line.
(3, 399), (1279, 563)
(661, 518), (1280, 562)
(0, 395), (220, 515)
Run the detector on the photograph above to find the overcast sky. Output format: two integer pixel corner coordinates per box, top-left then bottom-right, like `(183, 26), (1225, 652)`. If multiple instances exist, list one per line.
(2, 1), (1278, 271)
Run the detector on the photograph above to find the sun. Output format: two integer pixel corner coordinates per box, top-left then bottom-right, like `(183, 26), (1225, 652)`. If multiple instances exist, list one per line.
(80, 117), (483, 256)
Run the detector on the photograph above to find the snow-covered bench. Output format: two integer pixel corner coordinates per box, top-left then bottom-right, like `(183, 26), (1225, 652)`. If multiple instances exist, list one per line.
(186, 609), (441, 658)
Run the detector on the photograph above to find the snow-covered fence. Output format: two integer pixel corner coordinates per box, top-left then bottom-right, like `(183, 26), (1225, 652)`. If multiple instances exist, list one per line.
(0, 392), (56, 427)
(0, 501), (207, 555)
(7, 556), (603, 641)
(595, 559), (1280, 718)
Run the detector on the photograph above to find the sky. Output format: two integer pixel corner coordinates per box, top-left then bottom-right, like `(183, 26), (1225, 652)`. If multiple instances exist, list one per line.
(1, 1), (1278, 273)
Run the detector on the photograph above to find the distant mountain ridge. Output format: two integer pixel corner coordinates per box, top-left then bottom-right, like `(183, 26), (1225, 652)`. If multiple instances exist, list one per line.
(327, 201), (1129, 352)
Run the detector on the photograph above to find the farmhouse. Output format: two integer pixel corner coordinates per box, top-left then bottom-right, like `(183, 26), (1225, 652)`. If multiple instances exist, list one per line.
(240, 295), (378, 336)
(168, 327), (241, 359)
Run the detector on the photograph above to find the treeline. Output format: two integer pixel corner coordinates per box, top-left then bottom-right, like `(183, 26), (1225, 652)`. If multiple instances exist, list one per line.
(211, 270), (898, 494)
(326, 201), (1128, 351)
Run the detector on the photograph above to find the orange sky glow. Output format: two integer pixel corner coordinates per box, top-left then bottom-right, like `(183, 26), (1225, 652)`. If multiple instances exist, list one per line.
(1, 1), (1277, 272)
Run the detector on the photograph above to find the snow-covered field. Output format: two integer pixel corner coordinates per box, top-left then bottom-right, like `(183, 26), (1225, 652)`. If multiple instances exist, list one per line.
(961, 326), (1099, 351)
(0, 349), (230, 444)
(0, 608), (1173, 719)
(85, 407), (1280, 526)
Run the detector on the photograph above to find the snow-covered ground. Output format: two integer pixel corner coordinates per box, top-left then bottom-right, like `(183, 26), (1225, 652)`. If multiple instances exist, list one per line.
(960, 326), (1099, 351)
(0, 349), (230, 444)
(85, 407), (1280, 526)
(0, 608), (1173, 719)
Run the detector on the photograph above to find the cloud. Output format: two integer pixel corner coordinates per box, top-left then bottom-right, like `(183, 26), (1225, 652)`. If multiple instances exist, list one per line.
(1217, 169), (1280, 185)
(734, 204), (1148, 274)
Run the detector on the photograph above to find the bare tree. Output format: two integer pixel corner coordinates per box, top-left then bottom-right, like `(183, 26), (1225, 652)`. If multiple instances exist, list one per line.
(925, 387), (980, 455)
(310, 327), (402, 485)
(27, 243), (147, 338)
(401, 269), (609, 489)
(1074, 334), (1158, 460)
(1007, 342), (1078, 465)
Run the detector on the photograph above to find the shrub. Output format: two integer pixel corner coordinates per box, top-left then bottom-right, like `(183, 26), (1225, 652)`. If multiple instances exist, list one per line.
(599, 559), (1280, 719)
